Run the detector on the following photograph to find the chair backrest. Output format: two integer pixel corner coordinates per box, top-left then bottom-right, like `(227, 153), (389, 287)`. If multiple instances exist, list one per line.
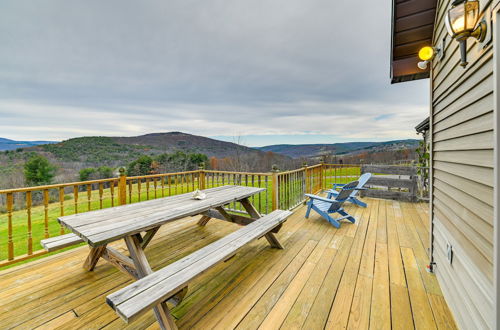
(336, 180), (359, 202)
(349, 173), (372, 197)
(327, 180), (358, 212)
(358, 173), (372, 187)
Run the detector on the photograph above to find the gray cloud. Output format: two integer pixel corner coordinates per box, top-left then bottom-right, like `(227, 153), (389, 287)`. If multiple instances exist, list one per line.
(0, 0), (428, 142)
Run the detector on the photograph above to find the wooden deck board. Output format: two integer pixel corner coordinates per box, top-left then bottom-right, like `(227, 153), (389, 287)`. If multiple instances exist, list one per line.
(0, 198), (457, 330)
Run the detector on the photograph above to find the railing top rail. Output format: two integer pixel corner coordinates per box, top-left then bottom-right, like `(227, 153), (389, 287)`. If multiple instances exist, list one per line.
(126, 170), (201, 180)
(306, 164), (323, 169)
(361, 164), (417, 176)
(323, 163), (362, 167)
(278, 168), (306, 175)
(203, 170), (271, 176)
(0, 178), (119, 194)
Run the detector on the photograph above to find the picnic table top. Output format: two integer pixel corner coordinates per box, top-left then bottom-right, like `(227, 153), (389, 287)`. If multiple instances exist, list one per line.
(58, 185), (265, 247)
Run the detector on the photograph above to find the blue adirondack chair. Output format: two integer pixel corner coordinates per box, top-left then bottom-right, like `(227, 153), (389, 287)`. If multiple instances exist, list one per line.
(305, 180), (358, 228)
(326, 173), (372, 208)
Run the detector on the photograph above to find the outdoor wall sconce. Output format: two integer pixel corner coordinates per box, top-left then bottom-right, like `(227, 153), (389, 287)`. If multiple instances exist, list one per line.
(417, 46), (440, 70)
(445, 0), (487, 68)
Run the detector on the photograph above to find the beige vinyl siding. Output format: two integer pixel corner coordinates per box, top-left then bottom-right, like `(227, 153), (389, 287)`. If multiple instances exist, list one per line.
(430, 0), (495, 328)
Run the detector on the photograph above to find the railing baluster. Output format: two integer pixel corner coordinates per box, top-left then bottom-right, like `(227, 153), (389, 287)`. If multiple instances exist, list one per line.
(27, 191), (33, 254)
(87, 184), (92, 211)
(181, 174), (185, 194)
(59, 187), (65, 234)
(7, 192), (14, 260)
(265, 175), (269, 214)
(110, 181), (115, 207)
(168, 175), (172, 196)
(153, 178), (158, 199)
(99, 183), (104, 209)
(175, 175), (178, 195)
(43, 189), (49, 238)
(138, 179), (142, 201)
(250, 175), (255, 206)
(73, 186), (79, 213)
(146, 178), (150, 200)
(128, 181), (132, 203)
(288, 173), (291, 209)
(161, 177), (165, 197)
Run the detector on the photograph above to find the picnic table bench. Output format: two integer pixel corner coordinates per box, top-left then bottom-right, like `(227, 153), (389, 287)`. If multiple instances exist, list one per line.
(41, 185), (292, 330)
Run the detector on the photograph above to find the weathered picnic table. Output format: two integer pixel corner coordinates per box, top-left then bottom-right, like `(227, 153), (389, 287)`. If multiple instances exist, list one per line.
(44, 185), (291, 329)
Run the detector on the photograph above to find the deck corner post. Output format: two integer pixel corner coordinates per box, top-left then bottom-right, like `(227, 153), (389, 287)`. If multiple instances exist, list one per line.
(320, 160), (325, 191)
(118, 167), (127, 206)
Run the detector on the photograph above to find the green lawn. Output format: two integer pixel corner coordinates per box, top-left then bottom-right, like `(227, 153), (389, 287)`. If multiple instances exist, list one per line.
(323, 166), (362, 188)
(0, 178), (273, 266)
(0, 170), (358, 268)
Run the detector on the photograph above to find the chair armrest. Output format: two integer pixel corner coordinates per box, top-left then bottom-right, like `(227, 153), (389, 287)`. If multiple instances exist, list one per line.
(333, 183), (346, 190)
(355, 187), (369, 190)
(305, 194), (335, 204)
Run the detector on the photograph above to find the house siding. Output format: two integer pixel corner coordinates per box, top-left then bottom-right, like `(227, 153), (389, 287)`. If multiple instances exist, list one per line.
(431, 0), (495, 328)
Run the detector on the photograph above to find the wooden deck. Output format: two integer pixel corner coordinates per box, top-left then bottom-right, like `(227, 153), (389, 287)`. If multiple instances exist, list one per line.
(0, 198), (456, 329)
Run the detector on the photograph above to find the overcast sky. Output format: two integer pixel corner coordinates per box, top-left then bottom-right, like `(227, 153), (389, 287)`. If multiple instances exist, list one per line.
(0, 1), (429, 147)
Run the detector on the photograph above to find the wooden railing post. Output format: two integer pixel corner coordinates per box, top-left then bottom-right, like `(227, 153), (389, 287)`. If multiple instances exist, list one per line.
(303, 162), (309, 194)
(198, 163), (206, 190)
(118, 167), (127, 206)
(320, 160), (325, 191)
(7, 192), (14, 260)
(271, 165), (279, 210)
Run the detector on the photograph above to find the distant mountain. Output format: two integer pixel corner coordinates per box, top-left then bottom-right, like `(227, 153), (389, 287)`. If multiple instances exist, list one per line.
(0, 138), (57, 151)
(255, 139), (420, 158)
(17, 132), (291, 170)
(113, 132), (265, 159)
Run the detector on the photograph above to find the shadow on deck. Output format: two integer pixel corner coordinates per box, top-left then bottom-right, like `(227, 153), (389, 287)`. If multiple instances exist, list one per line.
(0, 198), (456, 329)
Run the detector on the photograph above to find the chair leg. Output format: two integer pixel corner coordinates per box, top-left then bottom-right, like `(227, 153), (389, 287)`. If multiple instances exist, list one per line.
(305, 202), (313, 218)
(317, 209), (340, 228)
(337, 209), (356, 223)
(351, 198), (367, 208)
(327, 216), (341, 228)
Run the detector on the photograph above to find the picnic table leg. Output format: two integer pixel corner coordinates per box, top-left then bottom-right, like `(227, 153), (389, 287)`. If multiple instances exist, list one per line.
(197, 215), (211, 226)
(83, 245), (107, 271)
(124, 234), (178, 330)
(141, 227), (160, 249)
(240, 198), (284, 249)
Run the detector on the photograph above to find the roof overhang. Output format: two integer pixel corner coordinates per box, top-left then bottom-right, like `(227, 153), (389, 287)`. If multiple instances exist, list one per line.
(415, 117), (430, 133)
(391, 0), (438, 84)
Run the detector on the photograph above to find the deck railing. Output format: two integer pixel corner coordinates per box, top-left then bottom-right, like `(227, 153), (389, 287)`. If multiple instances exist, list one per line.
(0, 163), (365, 267)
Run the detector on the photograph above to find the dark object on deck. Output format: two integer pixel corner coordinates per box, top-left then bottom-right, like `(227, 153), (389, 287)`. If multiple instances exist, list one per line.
(360, 165), (418, 202)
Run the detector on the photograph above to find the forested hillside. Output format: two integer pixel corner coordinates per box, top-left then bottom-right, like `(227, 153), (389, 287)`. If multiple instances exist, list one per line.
(256, 139), (419, 159)
(0, 132), (292, 189)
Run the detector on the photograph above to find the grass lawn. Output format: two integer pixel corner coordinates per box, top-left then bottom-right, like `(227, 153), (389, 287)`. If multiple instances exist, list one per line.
(0, 178), (273, 266)
(0, 170), (358, 269)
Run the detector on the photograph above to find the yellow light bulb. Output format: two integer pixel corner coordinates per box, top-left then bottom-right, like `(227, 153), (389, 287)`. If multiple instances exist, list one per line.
(418, 46), (435, 61)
